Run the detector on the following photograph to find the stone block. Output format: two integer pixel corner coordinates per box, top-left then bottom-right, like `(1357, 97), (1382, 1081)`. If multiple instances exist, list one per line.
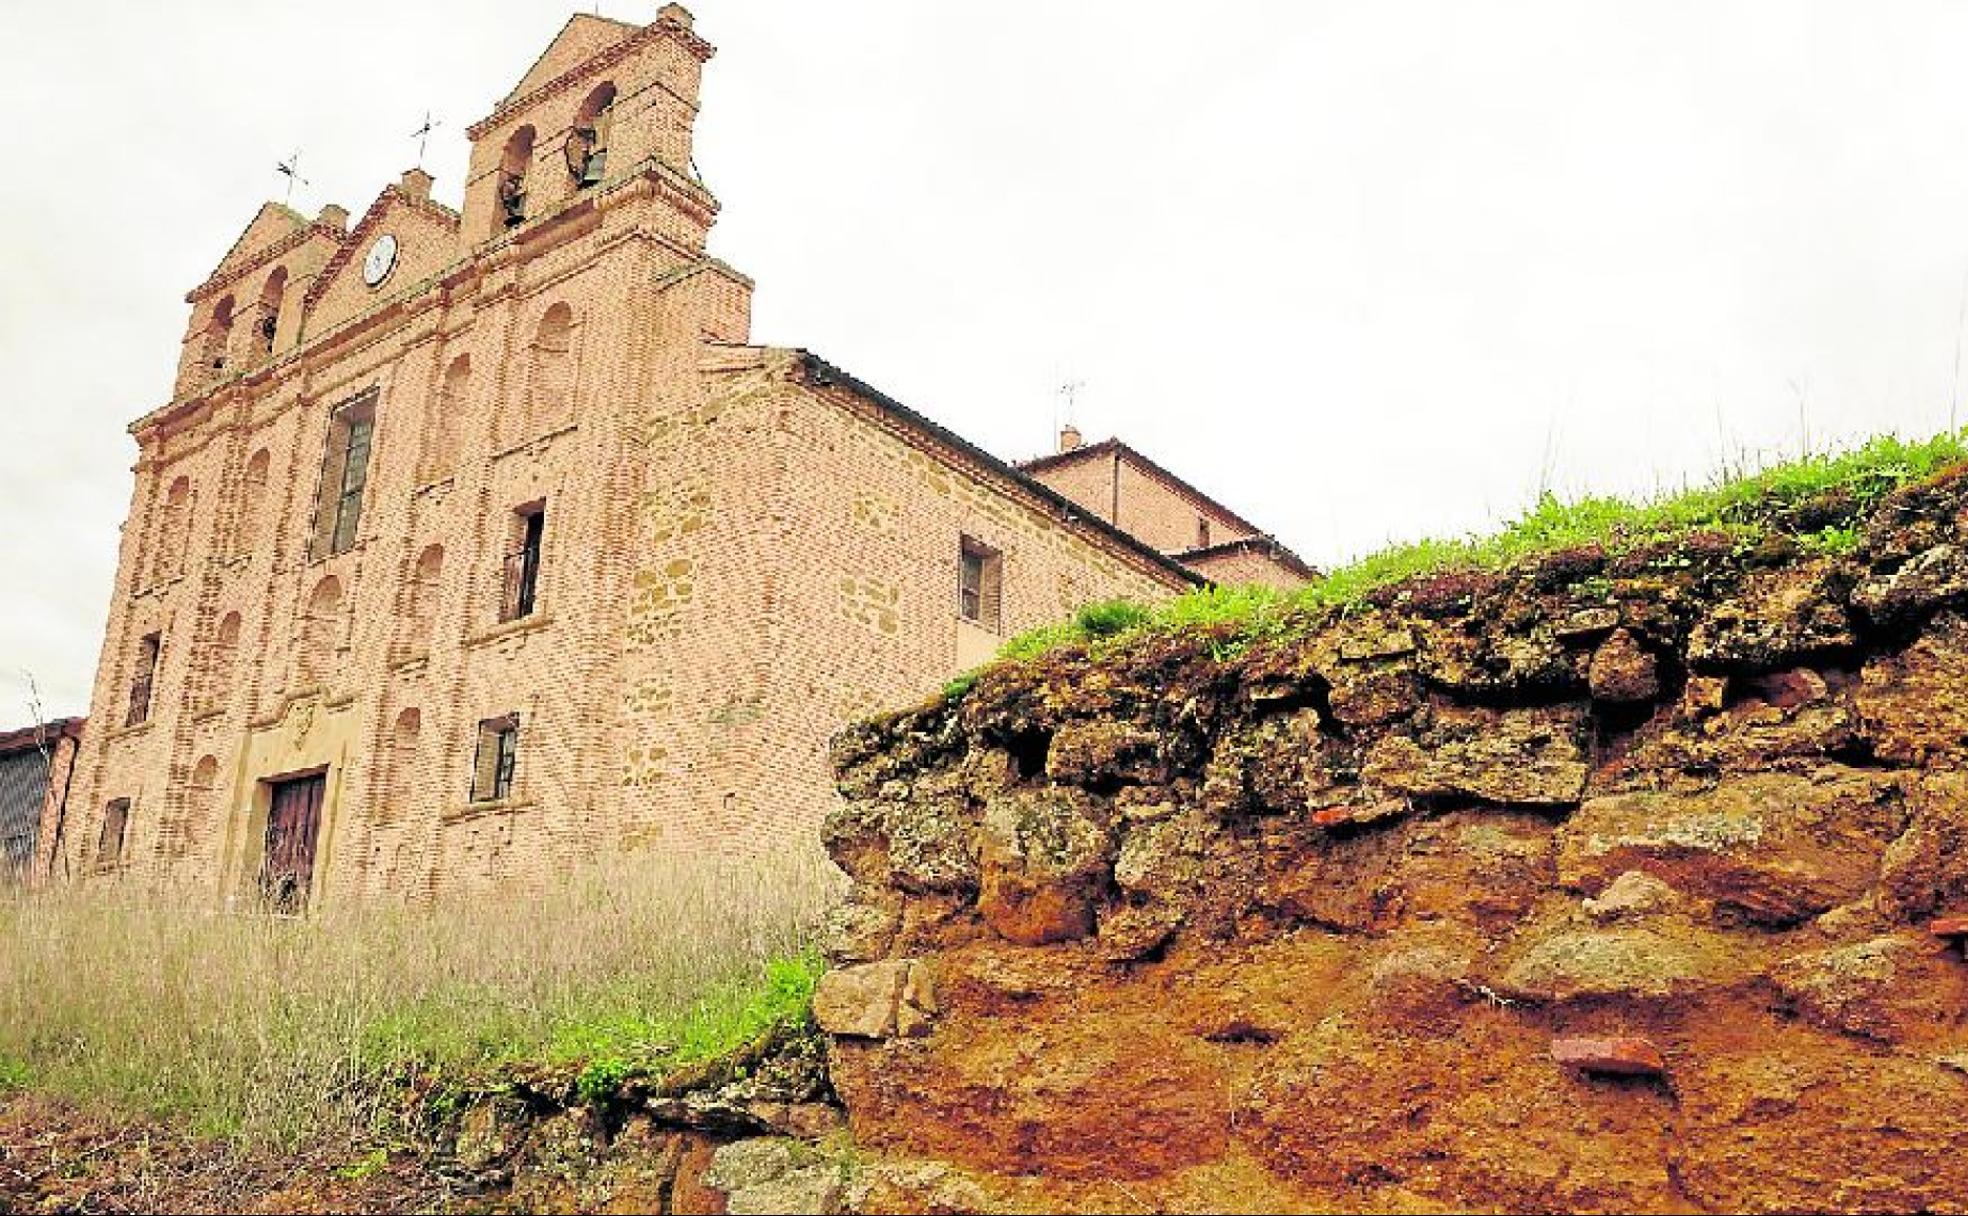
(811, 959), (935, 1039)
(1551, 1035), (1666, 1076)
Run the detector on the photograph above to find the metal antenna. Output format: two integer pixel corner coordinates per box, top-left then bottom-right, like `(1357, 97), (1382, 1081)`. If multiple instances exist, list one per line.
(1058, 378), (1085, 419)
(411, 112), (442, 168)
(275, 151), (309, 204)
(1950, 265), (1967, 433)
(1052, 376), (1085, 451)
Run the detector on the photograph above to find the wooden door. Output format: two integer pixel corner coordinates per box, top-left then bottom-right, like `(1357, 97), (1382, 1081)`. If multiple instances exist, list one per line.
(261, 773), (325, 913)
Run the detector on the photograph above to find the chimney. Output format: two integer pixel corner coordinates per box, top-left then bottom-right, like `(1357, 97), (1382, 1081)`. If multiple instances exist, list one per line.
(317, 203), (349, 230)
(398, 167), (433, 201)
(657, 3), (693, 29)
(1058, 423), (1084, 454)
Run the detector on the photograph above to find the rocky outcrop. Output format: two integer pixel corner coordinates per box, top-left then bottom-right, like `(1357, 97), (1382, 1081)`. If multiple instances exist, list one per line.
(425, 1027), (844, 1214)
(818, 467), (1968, 1214)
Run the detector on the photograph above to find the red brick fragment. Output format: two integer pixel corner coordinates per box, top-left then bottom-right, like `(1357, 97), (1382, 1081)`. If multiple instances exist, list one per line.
(1930, 917), (1968, 938)
(1311, 799), (1409, 828)
(1551, 1035), (1666, 1077)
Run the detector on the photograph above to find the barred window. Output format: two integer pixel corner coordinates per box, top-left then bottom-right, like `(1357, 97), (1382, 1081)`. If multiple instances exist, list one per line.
(470, 713), (519, 803)
(500, 505), (545, 623)
(310, 388), (378, 561)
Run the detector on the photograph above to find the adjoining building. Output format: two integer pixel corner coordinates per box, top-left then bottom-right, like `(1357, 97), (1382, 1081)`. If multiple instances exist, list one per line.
(1020, 431), (1316, 591)
(0, 717), (85, 887)
(69, 5), (1308, 907)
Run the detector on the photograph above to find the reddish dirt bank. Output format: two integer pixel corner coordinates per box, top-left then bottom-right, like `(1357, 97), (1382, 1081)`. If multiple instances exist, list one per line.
(817, 467), (1968, 1213)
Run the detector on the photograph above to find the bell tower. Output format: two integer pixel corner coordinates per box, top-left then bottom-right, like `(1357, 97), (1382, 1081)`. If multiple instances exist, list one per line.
(173, 202), (348, 402)
(461, 4), (718, 247)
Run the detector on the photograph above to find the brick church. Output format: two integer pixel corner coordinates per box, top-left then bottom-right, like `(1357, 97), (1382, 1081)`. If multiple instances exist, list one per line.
(66, 4), (1308, 906)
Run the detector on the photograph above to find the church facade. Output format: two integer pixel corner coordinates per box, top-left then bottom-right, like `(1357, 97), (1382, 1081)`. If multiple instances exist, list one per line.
(69, 5), (1306, 906)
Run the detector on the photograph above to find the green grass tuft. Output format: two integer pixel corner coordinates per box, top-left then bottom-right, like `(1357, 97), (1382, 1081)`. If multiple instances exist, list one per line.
(949, 429), (1968, 679)
(1073, 598), (1154, 638)
(561, 950), (824, 1103)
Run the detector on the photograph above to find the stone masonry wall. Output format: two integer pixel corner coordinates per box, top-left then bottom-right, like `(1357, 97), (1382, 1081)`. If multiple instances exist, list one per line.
(744, 358), (1188, 857)
(818, 464), (1968, 1214)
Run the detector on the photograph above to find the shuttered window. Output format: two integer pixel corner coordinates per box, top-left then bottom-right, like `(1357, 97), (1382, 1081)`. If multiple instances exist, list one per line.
(98, 798), (131, 868)
(959, 537), (1003, 634)
(125, 633), (161, 727)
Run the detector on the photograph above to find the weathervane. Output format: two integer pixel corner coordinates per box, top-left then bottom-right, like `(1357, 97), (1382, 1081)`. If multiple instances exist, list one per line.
(411, 111), (442, 168)
(275, 151), (308, 204)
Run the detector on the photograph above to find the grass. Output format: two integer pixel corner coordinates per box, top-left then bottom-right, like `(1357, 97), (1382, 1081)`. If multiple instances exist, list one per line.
(948, 429), (1968, 684)
(0, 849), (839, 1146)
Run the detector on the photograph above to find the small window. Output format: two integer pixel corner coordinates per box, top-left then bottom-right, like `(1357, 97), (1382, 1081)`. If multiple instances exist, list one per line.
(126, 632), (161, 727)
(310, 389), (378, 560)
(1196, 517), (1212, 548)
(98, 798), (131, 867)
(471, 713), (520, 803)
(500, 504), (546, 622)
(958, 536), (1003, 634)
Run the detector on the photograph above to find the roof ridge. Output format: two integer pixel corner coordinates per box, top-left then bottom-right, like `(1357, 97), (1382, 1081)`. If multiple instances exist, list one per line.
(1022, 436), (1271, 545)
(794, 354), (1201, 591)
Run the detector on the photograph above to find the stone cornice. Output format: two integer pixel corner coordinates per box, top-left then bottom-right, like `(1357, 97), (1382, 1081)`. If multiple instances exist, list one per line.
(467, 13), (712, 141)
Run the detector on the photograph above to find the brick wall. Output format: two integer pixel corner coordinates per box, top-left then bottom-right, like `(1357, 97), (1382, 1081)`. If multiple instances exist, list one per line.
(1180, 543), (1310, 591)
(717, 355), (1186, 851)
(67, 6), (1223, 905)
(1022, 445), (1259, 554)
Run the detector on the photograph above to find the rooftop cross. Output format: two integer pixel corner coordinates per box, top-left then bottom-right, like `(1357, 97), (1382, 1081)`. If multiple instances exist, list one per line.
(274, 151), (308, 205)
(410, 112), (442, 168)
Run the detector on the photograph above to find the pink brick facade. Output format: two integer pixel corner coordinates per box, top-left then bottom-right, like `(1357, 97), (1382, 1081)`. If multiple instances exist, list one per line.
(68, 6), (1217, 905)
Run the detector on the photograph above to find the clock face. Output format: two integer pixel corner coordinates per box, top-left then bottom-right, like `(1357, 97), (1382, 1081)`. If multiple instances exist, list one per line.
(362, 234), (399, 287)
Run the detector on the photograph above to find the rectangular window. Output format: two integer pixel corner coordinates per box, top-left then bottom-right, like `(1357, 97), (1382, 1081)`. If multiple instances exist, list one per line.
(470, 713), (520, 803)
(125, 632), (161, 727)
(500, 505), (546, 622)
(98, 798), (130, 867)
(310, 388), (379, 561)
(1196, 517), (1212, 548)
(958, 536), (1003, 634)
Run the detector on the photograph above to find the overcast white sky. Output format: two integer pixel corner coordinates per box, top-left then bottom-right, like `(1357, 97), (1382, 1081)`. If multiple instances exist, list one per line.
(5, 1), (1968, 718)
